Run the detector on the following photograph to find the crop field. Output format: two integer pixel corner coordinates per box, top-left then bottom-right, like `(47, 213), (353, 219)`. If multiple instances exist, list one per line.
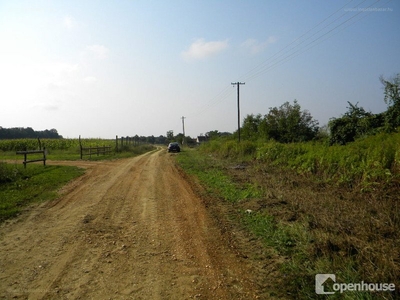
(0, 138), (115, 152)
(0, 138), (147, 161)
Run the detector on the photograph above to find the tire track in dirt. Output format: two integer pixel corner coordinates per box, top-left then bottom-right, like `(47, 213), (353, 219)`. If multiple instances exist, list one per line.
(0, 149), (259, 299)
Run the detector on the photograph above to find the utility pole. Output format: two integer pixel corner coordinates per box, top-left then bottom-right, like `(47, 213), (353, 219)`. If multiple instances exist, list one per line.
(231, 82), (245, 142)
(181, 116), (186, 145)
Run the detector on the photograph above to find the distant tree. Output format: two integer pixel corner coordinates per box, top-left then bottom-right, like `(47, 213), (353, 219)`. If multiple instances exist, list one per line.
(205, 130), (220, 140)
(329, 102), (375, 145)
(328, 74), (399, 145)
(155, 135), (167, 144)
(241, 114), (262, 140)
(166, 130), (174, 142)
(175, 133), (184, 144)
(147, 135), (156, 144)
(0, 127), (62, 139)
(263, 100), (319, 143)
(315, 124), (330, 142)
(380, 73), (400, 131)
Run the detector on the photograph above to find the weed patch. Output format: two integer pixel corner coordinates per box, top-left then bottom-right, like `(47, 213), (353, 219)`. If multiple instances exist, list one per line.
(176, 147), (399, 299)
(0, 163), (84, 221)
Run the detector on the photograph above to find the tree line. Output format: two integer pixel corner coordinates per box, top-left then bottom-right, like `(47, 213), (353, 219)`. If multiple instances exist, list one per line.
(0, 127), (63, 139)
(238, 74), (399, 145)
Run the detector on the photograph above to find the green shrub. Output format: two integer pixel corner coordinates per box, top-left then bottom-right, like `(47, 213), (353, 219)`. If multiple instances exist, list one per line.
(200, 132), (400, 189)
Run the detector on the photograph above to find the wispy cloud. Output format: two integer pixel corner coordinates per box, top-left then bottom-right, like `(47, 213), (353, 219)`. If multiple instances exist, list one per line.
(83, 76), (97, 83)
(63, 15), (77, 29)
(241, 36), (277, 54)
(32, 101), (62, 111)
(45, 62), (80, 75)
(85, 45), (110, 60)
(182, 39), (228, 61)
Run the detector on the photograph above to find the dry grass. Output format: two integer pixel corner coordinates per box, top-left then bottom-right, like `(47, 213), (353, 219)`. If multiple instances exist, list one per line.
(229, 160), (399, 298)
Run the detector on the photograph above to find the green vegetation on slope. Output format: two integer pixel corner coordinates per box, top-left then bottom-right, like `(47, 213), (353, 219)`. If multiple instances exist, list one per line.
(200, 132), (400, 191)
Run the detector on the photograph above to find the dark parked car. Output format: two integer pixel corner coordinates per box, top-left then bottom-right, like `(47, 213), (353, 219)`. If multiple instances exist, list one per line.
(167, 142), (180, 153)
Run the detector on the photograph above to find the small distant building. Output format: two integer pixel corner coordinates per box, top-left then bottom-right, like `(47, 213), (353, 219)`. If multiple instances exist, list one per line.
(196, 136), (208, 144)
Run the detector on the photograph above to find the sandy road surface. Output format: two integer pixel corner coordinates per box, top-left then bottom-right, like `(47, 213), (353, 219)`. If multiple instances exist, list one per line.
(0, 149), (259, 299)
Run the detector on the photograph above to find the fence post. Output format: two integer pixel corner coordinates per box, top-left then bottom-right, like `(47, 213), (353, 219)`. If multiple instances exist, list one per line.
(23, 152), (27, 169)
(43, 147), (46, 166)
(116, 135), (118, 152)
(79, 135), (83, 159)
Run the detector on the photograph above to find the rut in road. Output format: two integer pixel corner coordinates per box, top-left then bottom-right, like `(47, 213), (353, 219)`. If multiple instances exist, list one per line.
(0, 149), (258, 299)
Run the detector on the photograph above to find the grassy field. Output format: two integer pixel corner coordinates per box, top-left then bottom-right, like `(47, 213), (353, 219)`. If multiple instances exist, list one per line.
(0, 163), (84, 221)
(0, 139), (156, 222)
(176, 135), (399, 299)
(200, 132), (400, 191)
(0, 138), (155, 161)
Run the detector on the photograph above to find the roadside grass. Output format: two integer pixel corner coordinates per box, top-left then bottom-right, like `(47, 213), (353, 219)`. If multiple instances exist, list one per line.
(176, 147), (399, 299)
(176, 149), (262, 202)
(0, 162), (84, 222)
(200, 132), (400, 191)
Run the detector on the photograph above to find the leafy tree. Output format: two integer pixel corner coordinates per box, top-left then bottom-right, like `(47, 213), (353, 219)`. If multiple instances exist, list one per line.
(205, 130), (220, 140)
(263, 100), (319, 143)
(241, 114), (262, 140)
(155, 135), (167, 144)
(166, 130), (174, 142)
(146, 135), (155, 144)
(380, 74), (400, 131)
(328, 102), (378, 145)
(175, 133), (184, 144)
(328, 75), (399, 145)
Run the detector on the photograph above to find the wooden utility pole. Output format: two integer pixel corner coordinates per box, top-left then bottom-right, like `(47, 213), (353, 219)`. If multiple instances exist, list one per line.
(181, 116), (186, 145)
(231, 82), (245, 142)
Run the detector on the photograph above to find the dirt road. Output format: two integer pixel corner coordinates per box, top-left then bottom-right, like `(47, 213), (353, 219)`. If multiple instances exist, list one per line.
(0, 149), (260, 299)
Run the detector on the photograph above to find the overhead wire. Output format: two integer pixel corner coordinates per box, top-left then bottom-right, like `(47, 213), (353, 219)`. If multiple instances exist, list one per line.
(188, 0), (386, 123)
(242, 0), (379, 82)
(188, 1), (357, 119)
(238, 0), (357, 82)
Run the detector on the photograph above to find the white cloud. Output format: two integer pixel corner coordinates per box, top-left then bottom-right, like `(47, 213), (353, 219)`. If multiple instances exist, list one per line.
(182, 39), (228, 61)
(44, 62), (80, 75)
(241, 36), (277, 54)
(33, 102), (61, 111)
(85, 45), (110, 60)
(63, 15), (76, 29)
(83, 76), (97, 83)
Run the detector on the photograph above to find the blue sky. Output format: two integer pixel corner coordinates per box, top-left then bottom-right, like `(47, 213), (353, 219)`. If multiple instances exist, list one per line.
(1, 0), (399, 138)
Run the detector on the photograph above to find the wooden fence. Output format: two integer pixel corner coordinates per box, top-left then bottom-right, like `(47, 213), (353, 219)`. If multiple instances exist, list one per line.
(115, 135), (141, 152)
(79, 136), (112, 159)
(16, 138), (46, 168)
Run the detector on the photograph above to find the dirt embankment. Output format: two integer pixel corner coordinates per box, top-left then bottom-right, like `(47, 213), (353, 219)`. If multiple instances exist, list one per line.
(0, 149), (267, 299)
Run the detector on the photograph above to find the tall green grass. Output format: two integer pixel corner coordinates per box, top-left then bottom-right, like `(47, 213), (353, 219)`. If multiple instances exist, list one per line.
(177, 144), (399, 299)
(0, 163), (84, 221)
(200, 133), (400, 190)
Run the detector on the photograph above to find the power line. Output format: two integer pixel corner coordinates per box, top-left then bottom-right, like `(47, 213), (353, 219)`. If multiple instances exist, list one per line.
(187, 0), (388, 129)
(238, 0), (358, 82)
(243, 0), (381, 82)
